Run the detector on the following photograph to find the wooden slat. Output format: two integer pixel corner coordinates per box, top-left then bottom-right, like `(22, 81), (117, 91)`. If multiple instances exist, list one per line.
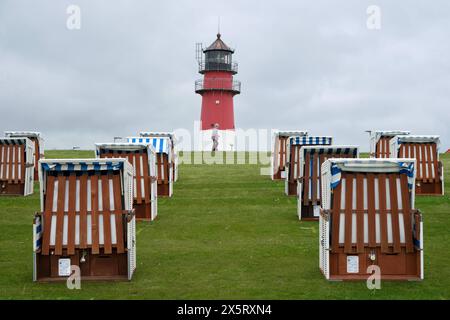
(41, 175), (55, 255)
(427, 144), (433, 183)
(289, 145), (293, 181)
(318, 153), (324, 202)
(367, 173), (377, 248)
(91, 175), (100, 254)
(376, 140), (381, 158)
(113, 173), (125, 253)
(400, 174), (414, 253)
(303, 152), (310, 203)
(331, 181), (342, 252)
(413, 144), (420, 180)
(404, 143), (410, 158)
(3, 144), (8, 181)
(416, 143), (427, 180)
(13, 144), (20, 184)
(375, 141), (380, 158)
(276, 138), (281, 170)
(54, 174), (66, 255)
(378, 174), (389, 253)
(398, 144), (404, 158)
(280, 137), (286, 170)
(135, 152), (142, 204)
(13, 144), (19, 184)
(420, 144), (426, 181)
(385, 138), (390, 158)
(287, 146), (292, 181)
(356, 173), (365, 253)
(420, 144), (427, 182)
(344, 174), (354, 253)
(286, 146), (291, 180)
(7, 145), (13, 183)
(275, 138), (280, 171)
(79, 174), (88, 249)
(67, 173), (76, 255)
(157, 154), (162, 184)
(20, 145), (26, 183)
(278, 137), (283, 170)
(431, 143), (439, 183)
(3, 144), (9, 181)
(389, 174), (401, 253)
(414, 213), (421, 247)
(163, 154), (169, 183)
(0, 143), (4, 181)
(311, 153), (318, 204)
(101, 174), (112, 254)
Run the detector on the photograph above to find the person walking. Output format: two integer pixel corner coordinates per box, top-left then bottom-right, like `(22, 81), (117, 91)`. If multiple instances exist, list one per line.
(211, 123), (219, 151)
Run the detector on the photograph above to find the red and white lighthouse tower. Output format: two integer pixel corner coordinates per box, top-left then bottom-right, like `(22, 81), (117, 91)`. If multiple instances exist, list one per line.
(195, 33), (241, 150)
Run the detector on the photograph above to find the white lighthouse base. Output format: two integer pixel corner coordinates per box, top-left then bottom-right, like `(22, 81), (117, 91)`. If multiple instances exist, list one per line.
(195, 129), (236, 152)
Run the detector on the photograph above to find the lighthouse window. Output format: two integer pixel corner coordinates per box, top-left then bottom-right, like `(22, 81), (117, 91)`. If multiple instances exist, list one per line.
(206, 52), (231, 64)
(205, 51), (232, 71)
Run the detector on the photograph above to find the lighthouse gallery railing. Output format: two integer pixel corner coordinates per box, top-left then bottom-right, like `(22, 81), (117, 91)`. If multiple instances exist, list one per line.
(195, 79), (241, 94)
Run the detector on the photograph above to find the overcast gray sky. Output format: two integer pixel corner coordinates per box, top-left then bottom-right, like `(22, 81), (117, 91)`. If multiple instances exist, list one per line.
(1, 0), (449, 151)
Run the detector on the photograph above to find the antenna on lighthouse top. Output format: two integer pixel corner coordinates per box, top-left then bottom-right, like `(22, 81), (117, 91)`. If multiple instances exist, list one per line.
(218, 16), (221, 35)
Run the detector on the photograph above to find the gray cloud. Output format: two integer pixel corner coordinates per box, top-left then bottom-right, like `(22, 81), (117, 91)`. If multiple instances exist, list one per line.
(0, 0), (449, 151)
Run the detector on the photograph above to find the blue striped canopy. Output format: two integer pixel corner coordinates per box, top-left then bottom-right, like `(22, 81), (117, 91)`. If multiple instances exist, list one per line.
(4, 131), (42, 138)
(302, 146), (358, 157)
(290, 136), (332, 146)
(0, 138), (28, 145)
(397, 135), (440, 144)
(41, 161), (124, 172)
(330, 160), (415, 190)
(127, 137), (170, 154)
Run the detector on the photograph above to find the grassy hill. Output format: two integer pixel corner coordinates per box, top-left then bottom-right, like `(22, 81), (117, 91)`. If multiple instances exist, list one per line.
(0, 150), (449, 299)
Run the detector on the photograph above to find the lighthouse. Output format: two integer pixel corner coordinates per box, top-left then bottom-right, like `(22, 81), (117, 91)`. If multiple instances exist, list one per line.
(195, 33), (241, 151)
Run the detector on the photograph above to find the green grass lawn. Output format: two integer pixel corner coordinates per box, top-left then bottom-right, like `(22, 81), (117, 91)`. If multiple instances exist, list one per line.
(0, 150), (449, 299)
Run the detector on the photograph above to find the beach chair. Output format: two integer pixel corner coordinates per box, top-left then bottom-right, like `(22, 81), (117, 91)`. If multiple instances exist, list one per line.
(319, 158), (423, 280)
(295, 146), (358, 220)
(5, 131), (44, 180)
(368, 130), (410, 158)
(0, 137), (34, 196)
(390, 135), (443, 195)
(127, 137), (173, 197)
(271, 130), (307, 180)
(140, 132), (178, 182)
(33, 159), (136, 281)
(96, 143), (158, 221)
(285, 136), (333, 196)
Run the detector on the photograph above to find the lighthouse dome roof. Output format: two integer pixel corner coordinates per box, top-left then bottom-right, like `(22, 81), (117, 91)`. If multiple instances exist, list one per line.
(204, 33), (234, 53)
